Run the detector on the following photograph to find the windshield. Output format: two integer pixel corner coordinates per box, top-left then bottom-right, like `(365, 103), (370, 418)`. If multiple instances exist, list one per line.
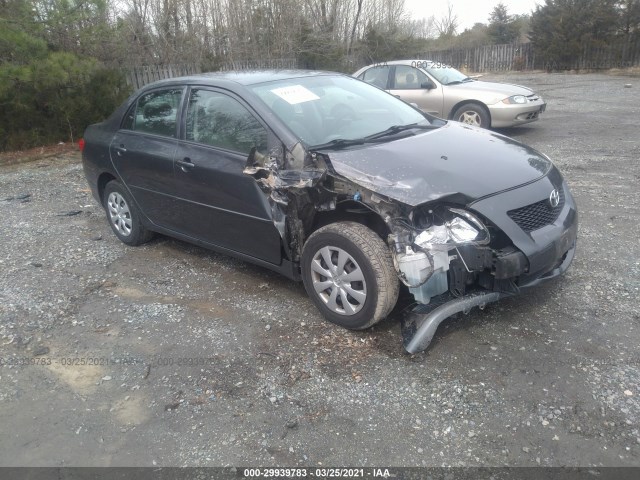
(249, 75), (433, 147)
(422, 63), (470, 85)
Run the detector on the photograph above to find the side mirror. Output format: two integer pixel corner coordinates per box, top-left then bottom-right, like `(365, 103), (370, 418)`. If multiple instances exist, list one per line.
(421, 80), (436, 90)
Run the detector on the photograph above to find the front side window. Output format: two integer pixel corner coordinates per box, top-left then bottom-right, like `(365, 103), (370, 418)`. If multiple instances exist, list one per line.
(393, 65), (429, 90)
(186, 89), (267, 154)
(122, 88), (182, 137)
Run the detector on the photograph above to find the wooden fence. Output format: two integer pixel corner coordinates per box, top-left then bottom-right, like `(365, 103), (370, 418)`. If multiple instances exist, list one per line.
(541, 41), (640, 70)
(124, 64), (201, 90)
(218, 58), (298, 71)
(124, 40), (640, 89)
(417, 40), (640, 72)
(418, 43), (534, 72)
(124, 59), (298, 89)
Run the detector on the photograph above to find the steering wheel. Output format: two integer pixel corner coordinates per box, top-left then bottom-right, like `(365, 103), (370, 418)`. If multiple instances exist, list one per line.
(331, 103), (358, 123)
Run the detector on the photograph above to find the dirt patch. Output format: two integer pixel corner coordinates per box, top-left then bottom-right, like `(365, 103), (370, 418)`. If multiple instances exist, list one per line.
(0, 142), (78, 167)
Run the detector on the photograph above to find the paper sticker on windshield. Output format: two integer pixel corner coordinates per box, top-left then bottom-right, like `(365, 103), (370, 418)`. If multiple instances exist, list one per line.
(271, 85), (320, 105)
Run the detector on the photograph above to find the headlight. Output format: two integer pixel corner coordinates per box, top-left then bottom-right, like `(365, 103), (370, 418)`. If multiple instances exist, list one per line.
(414, 208), (490, 251)
(502, 95), (527, 105)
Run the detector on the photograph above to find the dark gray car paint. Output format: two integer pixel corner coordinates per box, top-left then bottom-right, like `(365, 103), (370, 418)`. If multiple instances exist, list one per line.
(82, 70), (577, 295)
(322, 122), (552, 207)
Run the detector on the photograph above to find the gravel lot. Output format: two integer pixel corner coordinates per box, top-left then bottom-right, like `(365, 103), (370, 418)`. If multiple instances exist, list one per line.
(0, 72), (639, 468)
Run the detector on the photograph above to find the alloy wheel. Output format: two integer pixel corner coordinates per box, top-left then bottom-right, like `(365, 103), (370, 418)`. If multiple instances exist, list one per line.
(107, 192), (132, 237)
(310, 246), (367, 315)
(458, 110), (482, 126)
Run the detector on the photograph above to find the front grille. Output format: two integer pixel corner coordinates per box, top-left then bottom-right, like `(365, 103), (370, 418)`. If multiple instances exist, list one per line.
(507, 188), (565, 233)
(527, 94), (540, 102)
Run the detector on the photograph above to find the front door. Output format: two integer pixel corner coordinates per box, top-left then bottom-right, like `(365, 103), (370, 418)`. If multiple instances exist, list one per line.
(171, 88), (282, 265)
(389, 65), (444, 117)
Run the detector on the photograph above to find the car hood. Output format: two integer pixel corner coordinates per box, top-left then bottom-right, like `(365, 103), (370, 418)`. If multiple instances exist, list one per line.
(447, 80), (534, 104)
(322, 122), (552, 207)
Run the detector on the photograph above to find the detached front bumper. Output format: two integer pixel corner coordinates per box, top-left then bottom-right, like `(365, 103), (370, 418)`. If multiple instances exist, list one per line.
(401, 170), (578, 354)
(401, 241), (576, 354)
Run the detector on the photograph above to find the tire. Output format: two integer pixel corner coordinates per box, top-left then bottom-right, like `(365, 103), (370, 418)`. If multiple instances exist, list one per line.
(452, 103), (491, 128)
(103, 180), (154, 246)
(301, 222), (399, 330)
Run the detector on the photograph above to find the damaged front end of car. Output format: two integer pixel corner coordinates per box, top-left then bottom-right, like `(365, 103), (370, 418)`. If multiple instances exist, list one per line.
(244, 137), (577, 354)
(389, 203), (530, 353)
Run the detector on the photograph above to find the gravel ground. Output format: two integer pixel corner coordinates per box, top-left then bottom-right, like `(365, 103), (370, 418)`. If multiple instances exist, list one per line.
(0, 72), (639, 468)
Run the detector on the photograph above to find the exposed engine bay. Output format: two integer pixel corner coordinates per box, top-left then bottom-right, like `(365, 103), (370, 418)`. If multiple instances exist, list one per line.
(243, 143), (563, 353)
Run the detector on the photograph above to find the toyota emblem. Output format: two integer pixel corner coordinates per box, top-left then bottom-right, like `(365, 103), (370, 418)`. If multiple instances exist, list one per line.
(549, 189), (560, 208)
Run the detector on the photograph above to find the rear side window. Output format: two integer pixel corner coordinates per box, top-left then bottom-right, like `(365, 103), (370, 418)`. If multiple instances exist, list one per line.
(186, 89), (267, 154)
(121, 88), (183, 137)
(359, 66), (390, 89)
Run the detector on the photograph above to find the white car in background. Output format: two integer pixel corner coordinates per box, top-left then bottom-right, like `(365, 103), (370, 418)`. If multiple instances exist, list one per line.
(353, 60), (546, 128)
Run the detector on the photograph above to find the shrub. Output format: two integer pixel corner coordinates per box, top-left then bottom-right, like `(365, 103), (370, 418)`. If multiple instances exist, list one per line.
(0, 50), (131, 151)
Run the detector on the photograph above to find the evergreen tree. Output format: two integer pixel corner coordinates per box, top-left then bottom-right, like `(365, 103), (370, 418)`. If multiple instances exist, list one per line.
(530, 0), (620, 68)
(487, 2), (521, 44)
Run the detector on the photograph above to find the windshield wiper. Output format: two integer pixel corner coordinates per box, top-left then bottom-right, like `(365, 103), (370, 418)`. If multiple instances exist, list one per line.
(310, 138), (366, 150)
(446, 77), (473, 85)
(311, 123), (438, 149)
(365, 123), (438, 141)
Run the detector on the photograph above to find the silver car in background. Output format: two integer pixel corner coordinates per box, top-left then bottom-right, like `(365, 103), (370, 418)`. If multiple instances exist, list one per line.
(353, 60), (546, 128)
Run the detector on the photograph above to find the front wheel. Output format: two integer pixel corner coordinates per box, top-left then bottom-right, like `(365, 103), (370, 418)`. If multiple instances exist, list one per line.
(103, 180), (154, 246)
(301, 222), (399, 330)
(452, 103), (491, 128)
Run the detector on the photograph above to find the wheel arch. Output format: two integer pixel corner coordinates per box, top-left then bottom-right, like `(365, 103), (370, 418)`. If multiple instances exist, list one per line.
(307, 200), (391, 243)
(449, 100), (492, 125)
(97, 172), (117, 204)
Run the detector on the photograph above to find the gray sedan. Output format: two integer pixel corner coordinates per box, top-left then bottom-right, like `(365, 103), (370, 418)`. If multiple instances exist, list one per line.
(353, 60), (546, 128)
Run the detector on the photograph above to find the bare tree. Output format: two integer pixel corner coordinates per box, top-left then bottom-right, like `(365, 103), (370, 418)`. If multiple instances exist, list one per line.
(435, 1), (458, 38)
(403, 15), (436, 39)
(348, 0), (364, 54)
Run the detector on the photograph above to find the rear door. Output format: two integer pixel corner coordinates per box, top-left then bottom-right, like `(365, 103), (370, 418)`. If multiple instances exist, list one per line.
(171, 87), (282, 264)
(109, 87), (184, 228)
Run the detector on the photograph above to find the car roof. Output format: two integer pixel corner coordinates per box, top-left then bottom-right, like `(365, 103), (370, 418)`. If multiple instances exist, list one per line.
(141, 69), (342, 90)
(371, 60), (434, 66)
(353, 60), (436, 75)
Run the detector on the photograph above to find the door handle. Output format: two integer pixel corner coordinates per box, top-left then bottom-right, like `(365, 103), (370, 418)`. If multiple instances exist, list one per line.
(176, 158), (195, 171)
(114, 145), (127, 156)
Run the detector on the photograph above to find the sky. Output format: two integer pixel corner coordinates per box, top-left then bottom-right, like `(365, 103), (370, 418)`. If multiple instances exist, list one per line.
(403, 0), (543, 31)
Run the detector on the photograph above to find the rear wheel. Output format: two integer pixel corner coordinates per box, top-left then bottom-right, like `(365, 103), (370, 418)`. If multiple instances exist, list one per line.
(452, 103), (491, 128)
(103, 180), (154, 246)
(301, 222), (399, 330)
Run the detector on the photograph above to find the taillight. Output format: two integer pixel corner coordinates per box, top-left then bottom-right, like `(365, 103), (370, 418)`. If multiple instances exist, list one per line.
(78, 138), (85, 151)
